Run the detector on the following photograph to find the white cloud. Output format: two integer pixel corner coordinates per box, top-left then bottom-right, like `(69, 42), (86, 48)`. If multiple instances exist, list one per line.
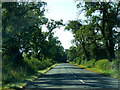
(54, 27), (74, 49)
(44, 0), (78, 49)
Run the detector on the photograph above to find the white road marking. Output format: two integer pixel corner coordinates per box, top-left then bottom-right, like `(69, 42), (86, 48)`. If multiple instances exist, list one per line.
(79, 80), (85, 83)
(68, 69), (85, 84)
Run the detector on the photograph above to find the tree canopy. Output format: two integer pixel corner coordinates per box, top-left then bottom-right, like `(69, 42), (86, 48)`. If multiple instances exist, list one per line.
(65, 2), (120, 62)
(2, 2), (67, 66)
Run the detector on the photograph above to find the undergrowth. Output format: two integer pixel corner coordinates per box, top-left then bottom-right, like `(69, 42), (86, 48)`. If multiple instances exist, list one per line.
(2, 55), (56, 88)
(68, 59), (119, 79)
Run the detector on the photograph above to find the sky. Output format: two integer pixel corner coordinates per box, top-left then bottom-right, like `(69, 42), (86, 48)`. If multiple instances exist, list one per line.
(44, 0), (79, 49)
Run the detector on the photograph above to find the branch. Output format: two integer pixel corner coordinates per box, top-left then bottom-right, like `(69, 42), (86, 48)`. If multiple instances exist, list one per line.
(96, 23), (102, 30)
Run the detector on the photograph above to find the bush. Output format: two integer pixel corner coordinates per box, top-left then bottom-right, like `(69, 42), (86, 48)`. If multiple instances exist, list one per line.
(2, 55), (55, 85)
(40, 59), (53, 69)
(2, 62), (27, 85)
(72, 59), (76, 64)
(75, 58), (81, 65)
(86, 59), (95, 68)
(109, 59), (119, 71)
(81, 59), (87, 65)
(95, 59), (110, 70)
(24, 56), (41, 72)
(24, 56), (54, 71)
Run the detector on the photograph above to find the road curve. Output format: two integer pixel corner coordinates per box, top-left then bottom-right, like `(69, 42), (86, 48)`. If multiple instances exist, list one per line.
(25, 63), (118, 89)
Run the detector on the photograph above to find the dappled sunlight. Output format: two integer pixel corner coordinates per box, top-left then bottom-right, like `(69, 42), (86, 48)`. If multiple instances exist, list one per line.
(2, 1), (120, 89)
(26, 63), (118, 88)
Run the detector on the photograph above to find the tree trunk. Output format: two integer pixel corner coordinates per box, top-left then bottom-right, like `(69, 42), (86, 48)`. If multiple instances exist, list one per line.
(108, 26), (115, 60)
(82, 41), (90, 61)
(101, 3), (114, 61)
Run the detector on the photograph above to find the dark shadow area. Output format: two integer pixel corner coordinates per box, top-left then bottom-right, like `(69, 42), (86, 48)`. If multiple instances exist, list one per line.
(25, 72), (118, 88)
(24, 63), (118, 88)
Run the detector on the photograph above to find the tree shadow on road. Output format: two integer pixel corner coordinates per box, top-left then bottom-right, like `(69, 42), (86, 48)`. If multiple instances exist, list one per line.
(25, 72), (118, 89)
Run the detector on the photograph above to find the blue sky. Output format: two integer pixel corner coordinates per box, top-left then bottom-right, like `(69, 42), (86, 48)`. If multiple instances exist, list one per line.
(44, 0), (78, 49)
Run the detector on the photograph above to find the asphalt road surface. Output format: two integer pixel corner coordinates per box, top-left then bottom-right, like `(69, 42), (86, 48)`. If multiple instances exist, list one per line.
(25, 63), (119, 89)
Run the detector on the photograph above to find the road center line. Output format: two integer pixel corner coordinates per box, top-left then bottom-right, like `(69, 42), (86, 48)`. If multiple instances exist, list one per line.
(79, 80), (85, 83)
(68, 69), (85, 84)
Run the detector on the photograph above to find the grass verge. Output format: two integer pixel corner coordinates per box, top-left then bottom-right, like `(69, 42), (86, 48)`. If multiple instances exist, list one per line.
(2, 63), (58, 89)
(69, 62), (119, 80)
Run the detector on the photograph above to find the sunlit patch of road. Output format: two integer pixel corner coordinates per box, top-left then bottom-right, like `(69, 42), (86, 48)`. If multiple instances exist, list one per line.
(25, 63), (118, 89)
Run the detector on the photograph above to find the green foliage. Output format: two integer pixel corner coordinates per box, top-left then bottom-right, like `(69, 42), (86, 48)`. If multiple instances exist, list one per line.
(2, 2), (65, 63)
(69, 58), (119, 79)
(86, 59), (95, 68)
(67, 46), (78, 62)
(73, 58), (77, 64)
(66, 60), (70, 63)
(40, 59), (54, 69)
(95, 59), (111, 70)
(24, 56), (55, 70)
(110, 59), (119, 70)
(75, 57), (81, 65)
(79, 59), (95, 68)
(65, 20), (82, 34)
(2, 55), (55, 85)
(66, 2), (120, 63)
(3, 60), (26, 84)
(82, 59), (88, 65)
(24, 56), (41, 72)
(2, 2), (66, 87)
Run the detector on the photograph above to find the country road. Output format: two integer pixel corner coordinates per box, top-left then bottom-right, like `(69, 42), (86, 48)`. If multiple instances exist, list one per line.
(25, 63), (119, 89)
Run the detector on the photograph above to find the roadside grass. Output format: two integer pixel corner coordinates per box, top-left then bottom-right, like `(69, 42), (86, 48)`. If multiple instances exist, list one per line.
(2, 63), (58, 89)
(68, 59), (119, 80)
(2, 55), (58, 89)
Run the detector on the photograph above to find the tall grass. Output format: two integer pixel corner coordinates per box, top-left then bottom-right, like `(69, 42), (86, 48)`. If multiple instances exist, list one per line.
(69, 58), (119, 79)
(2, 55), (56, 86)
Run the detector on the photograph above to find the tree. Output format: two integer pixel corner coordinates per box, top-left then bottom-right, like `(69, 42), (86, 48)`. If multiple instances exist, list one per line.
(2, 2), (65, 65)
(76, 2), (120, 61)
(67, 46), (77, 62)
